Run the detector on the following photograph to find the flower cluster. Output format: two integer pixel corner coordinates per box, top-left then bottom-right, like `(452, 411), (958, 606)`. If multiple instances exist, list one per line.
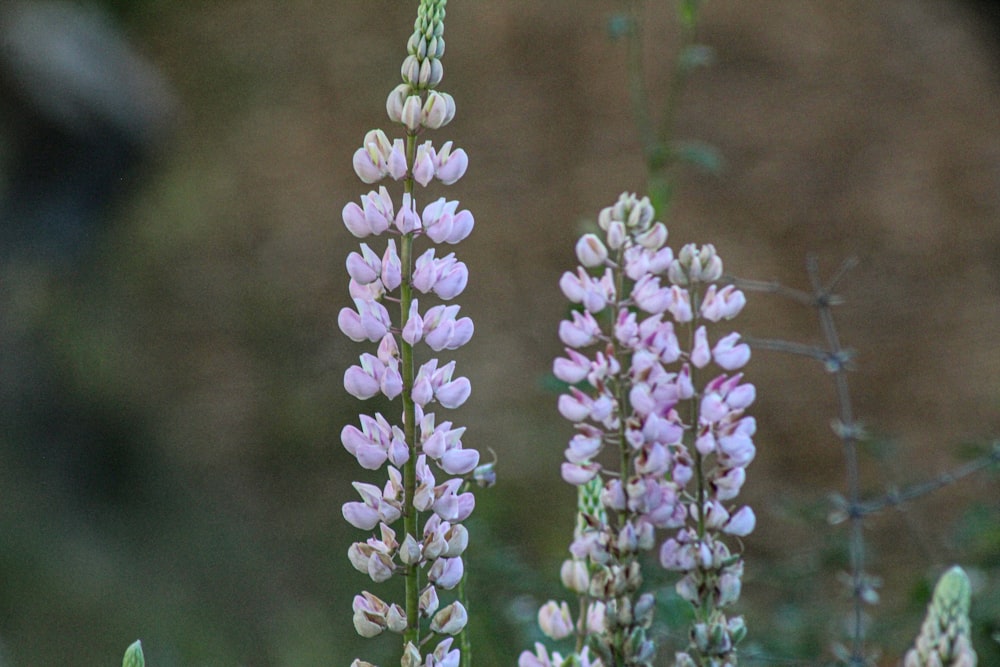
(526, 193), (755, 666)
(339, 1), (480, 665)
(904, 566), (977, 667)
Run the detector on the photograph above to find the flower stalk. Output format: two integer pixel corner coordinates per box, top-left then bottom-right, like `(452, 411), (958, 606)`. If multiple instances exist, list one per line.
(904, 566), (977, 667)
(522, 193), (755, 667)
(340, 1), (480, 665)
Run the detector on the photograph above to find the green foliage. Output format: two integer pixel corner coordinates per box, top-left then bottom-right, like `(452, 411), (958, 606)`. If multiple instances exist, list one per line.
(122, 640), (144, 667)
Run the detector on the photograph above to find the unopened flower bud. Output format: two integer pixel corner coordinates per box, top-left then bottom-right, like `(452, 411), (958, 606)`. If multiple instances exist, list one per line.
(401, 642), (422, 667)
(472, 460), (496, 487)
(538, 600), (573, 640)
(386, 83), (410, 123)
(430, 601), (468, 635)
(575, 233), (608, 267)
(402, 54), (421, 85)
(399, 533), (422, 565)
(422, 90), (455, 129)
(586, 600), (607, 634)
(634, 593), (656, 629)
(401, 95), (423, 132)
(560, 558), (589, 594)
(419, 584), (440, 617)
(386, 603), (408, 633)
(624, 627), (655, 663)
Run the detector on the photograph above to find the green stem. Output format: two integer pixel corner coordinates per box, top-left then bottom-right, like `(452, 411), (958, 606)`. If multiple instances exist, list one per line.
(402, 130), (421, 650)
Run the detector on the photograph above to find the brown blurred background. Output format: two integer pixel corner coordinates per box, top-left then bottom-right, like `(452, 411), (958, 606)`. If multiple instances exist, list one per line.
(1, 0), (999, 665)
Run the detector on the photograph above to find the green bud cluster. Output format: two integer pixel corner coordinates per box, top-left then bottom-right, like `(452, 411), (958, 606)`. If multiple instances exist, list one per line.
(904, 566), (977, 667)
(121, 640), (144, 667)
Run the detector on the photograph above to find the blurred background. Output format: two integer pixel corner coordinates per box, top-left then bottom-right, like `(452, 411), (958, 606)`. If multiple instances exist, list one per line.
(1, 0), (999, 664)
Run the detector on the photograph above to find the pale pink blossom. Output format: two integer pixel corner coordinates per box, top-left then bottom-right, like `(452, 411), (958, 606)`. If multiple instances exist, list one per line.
(575, 233), (608, 268)
(538, 600), (574, 640)
(712, 332), (751, 370)
(434, 141), (468, 184)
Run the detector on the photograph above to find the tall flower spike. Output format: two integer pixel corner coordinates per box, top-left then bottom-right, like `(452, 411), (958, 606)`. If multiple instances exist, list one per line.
(340, 1), (480, 665)
(904, 566), (978, 667)
(531, 192), (754, 667)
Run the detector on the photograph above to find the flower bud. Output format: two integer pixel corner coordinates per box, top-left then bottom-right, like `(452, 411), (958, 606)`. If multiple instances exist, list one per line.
(575, 233), (608, 267)
(560, 558), (590, 593)
(430, 601), (468, 635)
(386, 83), (410, 123)
(402, 54), (421, 85)
(399, 533), (422, 565)
(386, 603), (408, 633)
(401, 95), (423, 132)
(422, 90), (455, 129)
(538, 600), (573, 640)
(420, 584), (440, 617)
(428, 556), (465, 589)
(401, 643), (422, 667)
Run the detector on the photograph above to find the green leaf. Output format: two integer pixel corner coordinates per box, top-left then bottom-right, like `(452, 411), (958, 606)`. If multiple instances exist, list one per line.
(678, 0), (702, 29)
(678, 44), (715, 72)
(122, 640), (144, 667)
(606, 13), (631, 40)
(671, 140), (724, 174)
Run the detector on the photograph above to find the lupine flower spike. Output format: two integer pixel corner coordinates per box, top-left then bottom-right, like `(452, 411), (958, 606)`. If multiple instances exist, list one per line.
(340, 1), (479, 665)
(904, 566), (977, 667)
(524, 193), (754, 667)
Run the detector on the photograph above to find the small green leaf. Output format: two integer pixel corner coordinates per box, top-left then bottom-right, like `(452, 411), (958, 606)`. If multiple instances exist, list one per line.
(122, 640), (144, 667)
(606, 13), (631, 40)
(678, 44), (715, 72)
(671, 140), (724, 174)
(678, 0), (702, 29)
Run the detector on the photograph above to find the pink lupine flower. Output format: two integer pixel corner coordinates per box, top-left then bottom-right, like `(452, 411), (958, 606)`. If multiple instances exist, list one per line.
(561, 461), (600, 485)
(422, 304), (474, 351)
(700, 284), (747, 321)
(429, 601), (468, 635)
(575, 233), (608, 267)
(343, 353), (384, 401)
(343, 481), (401, 530)
(353, 592), (391, 637)
(421, 90), (454, 130)
(401, 94), (423, 131)
(423, 198), (474, 244)
(433, 141), (468, 185)
(712, 332), (751, 370)
(631, 274), (671, 314)
(413, 142), (437, 186)
(413, 249), (468, 299)
(558, 310), (603, 348)
(665, 284), (693, 322)
(538, 600), (574, 640)
(385, 83), (408, 123)
(343, 186), (395, 237)
(560, 558), (589, 593)
(346, 243), (382, 284)
(341, 3), (480, 663)
(338, 298), (392, 343)
(691, 325), (712, 368)
(380, 240), (402, 290)
(428, 556), (465, 590)
(440, 448), (479, 475)
(431, 478), (475, 522)
(565, 428), (603, 463)
(353, 145), (387, 185)
(426, 638), (461, 667)
(723, 505), (756, 536)
(419, 584), (440, 616)
(546, 193), (754, 666)
(394, 192), (422, 233)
